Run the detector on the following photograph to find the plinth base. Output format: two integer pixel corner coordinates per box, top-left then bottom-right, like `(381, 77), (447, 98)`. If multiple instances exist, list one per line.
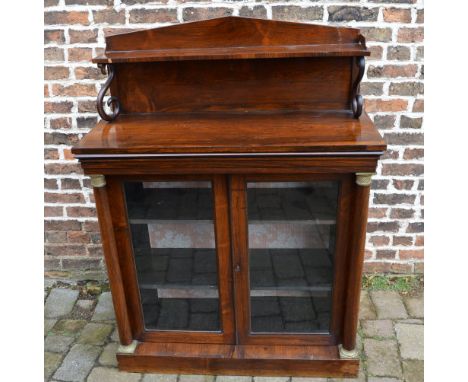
(117, 342), (359, 377)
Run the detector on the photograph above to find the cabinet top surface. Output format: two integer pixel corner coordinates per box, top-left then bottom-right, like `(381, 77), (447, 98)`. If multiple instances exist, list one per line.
(72, 111), (386, 158)
(94, 16), (369, 63)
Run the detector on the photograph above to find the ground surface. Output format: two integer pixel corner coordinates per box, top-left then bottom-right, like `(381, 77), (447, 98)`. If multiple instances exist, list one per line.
(44, 280), (423, 382)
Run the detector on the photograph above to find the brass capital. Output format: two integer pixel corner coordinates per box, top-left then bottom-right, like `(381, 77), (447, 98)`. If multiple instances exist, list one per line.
(90, 174), (106, 188)
(117, 340), (138, 354)
(356, 172), (375, 187)
(339, 344), (359, 359)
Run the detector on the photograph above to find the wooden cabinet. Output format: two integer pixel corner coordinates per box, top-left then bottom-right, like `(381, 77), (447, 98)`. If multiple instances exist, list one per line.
(72, 16), (386, 377)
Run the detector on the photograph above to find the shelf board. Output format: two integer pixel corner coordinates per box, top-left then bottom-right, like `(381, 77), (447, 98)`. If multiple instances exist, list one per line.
(93, 43), (369, 64)
(72, 111), (386, 157)
(139, 284), (332, 299)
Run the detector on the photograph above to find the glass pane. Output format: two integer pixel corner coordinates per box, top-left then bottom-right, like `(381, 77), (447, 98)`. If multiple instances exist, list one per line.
(247, 181), (339, 334)
(124, 181), (220, 332)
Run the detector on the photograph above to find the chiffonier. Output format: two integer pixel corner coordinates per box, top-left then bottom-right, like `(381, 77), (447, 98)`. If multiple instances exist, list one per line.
(72, 16), (386, 377)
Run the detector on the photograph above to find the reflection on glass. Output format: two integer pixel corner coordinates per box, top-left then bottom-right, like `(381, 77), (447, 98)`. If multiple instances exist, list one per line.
(124, 181), (220, 332)
(247, 182), (338, 333)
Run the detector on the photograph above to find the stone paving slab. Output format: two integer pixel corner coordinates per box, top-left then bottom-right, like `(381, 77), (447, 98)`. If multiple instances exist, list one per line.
(404, 295), (424, 318)
(361, 320), (395, 338)
(53, 344), (101, 381)
(92, 292), (115, 321)
(395, 323), (424, 360)
(45, 288), (79, 318)
(402, 360), (424, 382)
(87, 367), (141, 382)
(44, 284), (423, 382)
(142, 375), (179, 382)
(370, 291), (408, 320)
(364, 339), (402, 378)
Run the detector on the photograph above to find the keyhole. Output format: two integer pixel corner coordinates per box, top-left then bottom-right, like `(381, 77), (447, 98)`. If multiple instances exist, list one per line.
(234, 264), (241, 273)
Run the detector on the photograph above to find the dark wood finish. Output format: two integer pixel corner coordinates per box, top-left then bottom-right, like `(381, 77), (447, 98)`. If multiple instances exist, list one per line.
(72, 17), (386, 377)
(229, 174), (353, 346)
(342, 179), (372, 351)
(92, 182), (133, 345)
(79, 156), (380, 176)
(95, 16), (368, 63)
(72, 112), (385, 157)
(117, 342), (359, 377)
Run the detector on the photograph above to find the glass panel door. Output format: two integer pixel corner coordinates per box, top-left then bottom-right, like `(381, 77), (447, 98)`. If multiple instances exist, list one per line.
(246, 181), (339, 334)
(124, 180), (221, 332)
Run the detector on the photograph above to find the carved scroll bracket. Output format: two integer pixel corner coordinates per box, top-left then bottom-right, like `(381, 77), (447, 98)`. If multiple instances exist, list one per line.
(351, 56), (365, 119)
(97, 64), (121, 122)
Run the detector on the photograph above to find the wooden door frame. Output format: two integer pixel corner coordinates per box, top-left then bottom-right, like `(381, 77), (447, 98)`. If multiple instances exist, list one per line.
(229, 173), (353, 346)
(106, 174), (236, 344)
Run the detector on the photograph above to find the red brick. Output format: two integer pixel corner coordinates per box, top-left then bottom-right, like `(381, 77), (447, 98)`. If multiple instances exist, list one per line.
(414, 262), (424, 274)
(67, 231), (90, 244)
(45, 47), (64, 61)
(44, 148), (60, 160)
(45, 178), (59, 190)
(88, 245), (104, 257)
(368, 45), (383, 60)
(68, 47), (93, 62)
(368, 207), (388, 219)
(183, 7), (234, 22)
(66, 206), (97, 218)
(44, 66), (69, 80)
(416, 9), (424, 23)
(368, 64), (418, 78)
(399, 249), (424, 260)
(382, 163), (424, 176)
(45, 101), (73, 114)
(45, 192), (85, 204)
(50, 117), (72, 130)
(390, 208), (415, 219)
(403, 148), (424, 160)
(393, 236), (413, 246)
(376, 250), (396, 259)
(62, 258), (101, 270)
(45, 244), (87, 256)
(363, 261), (413, 274)
(369, 235), (390, 247)
(45, 163), (83, 175)
(61, 178), (81, 190)
(360, 27), (392, 42)
(93, 9), (126, 24)
(365, 99), (408, 112)
(415, 235), (424, 246)
(69, 29), (98, 44)
(63, 149), (76, 161)
(383, 8), (411, 23)
(413, 99), (424, 112)
(367, 221), (400, 233)
(392, 179), (414, 190)
(45, 220), (82, 231)
(83, 221), (100, 232)
(45, 29), (65, 44)
(74, 66), (104, 80)
(45, 206), (63, 217)
(52, 83), (97, 97)
(129, 9), (178, 23)
(398, 27), (424, 43)
(45, 11), (90, 25)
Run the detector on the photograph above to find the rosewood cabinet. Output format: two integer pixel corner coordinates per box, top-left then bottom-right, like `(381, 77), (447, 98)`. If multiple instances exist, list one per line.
(72, 16), (386, 377)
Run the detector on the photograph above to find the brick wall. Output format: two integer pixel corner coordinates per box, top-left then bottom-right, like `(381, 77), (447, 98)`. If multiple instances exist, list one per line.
(44, 0), (424, 275)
